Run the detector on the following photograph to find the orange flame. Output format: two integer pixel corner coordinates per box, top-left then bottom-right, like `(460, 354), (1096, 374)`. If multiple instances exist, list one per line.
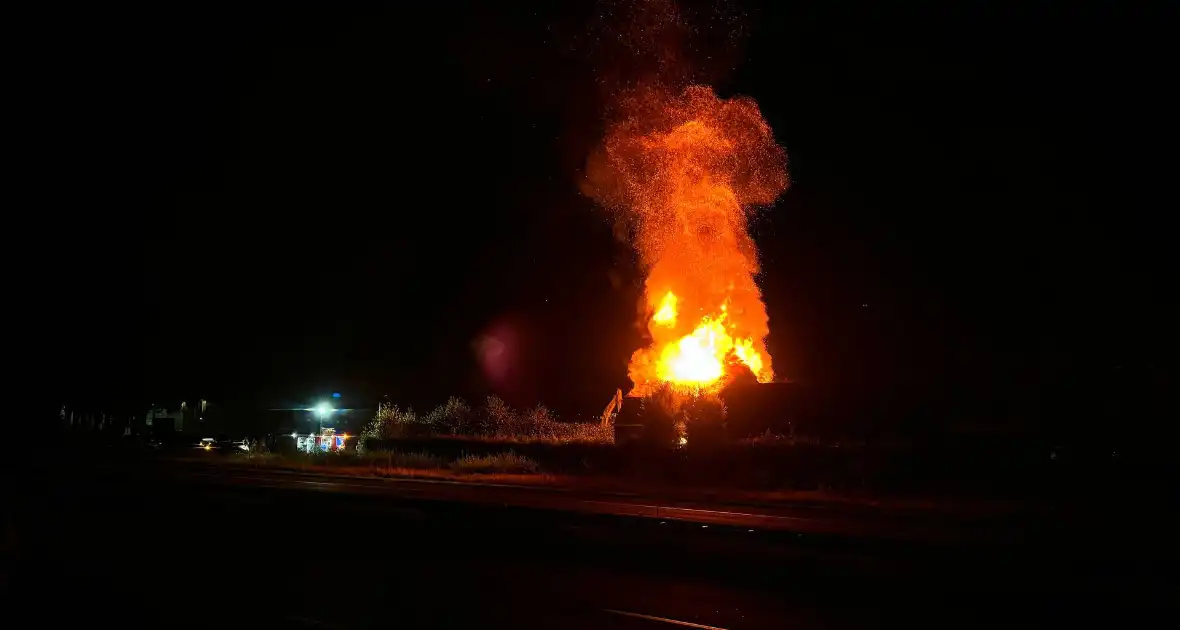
(586, 85), (788, 396)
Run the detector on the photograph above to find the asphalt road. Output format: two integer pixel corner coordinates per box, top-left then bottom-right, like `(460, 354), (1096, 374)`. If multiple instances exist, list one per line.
(172, 464), (972, 540)
(9, 459), (1175, 628)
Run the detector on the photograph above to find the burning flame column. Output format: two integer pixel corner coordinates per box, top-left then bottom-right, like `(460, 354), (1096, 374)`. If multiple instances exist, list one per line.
(585, 84), (789, 396)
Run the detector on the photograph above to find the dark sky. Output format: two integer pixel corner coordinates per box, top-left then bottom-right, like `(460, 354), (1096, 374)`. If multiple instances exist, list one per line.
(40, 1), (1175, 417)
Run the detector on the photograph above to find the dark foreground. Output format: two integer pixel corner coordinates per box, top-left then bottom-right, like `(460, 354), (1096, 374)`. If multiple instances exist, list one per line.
(8, 458), (1175, 629)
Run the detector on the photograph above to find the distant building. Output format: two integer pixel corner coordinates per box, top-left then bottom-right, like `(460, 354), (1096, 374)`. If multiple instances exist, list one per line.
(146, 407), (185, 433)
(146, 399), (213, 434)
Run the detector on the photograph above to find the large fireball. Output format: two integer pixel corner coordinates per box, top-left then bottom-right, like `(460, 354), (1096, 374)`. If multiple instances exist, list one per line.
(585, 85), (788, 396)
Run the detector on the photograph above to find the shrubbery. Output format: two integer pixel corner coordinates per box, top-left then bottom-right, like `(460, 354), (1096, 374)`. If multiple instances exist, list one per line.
(634, 383), (729, 447)
(422, 396), (477, 434)
(361, 404), (424, 439)
(361, 396), (613, 446)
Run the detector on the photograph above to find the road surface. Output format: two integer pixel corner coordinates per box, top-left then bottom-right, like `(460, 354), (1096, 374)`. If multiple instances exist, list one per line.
(9, 457), (1174, 628)
(171, 463), (1000, 541)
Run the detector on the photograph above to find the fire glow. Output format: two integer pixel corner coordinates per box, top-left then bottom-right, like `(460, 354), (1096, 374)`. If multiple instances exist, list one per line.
(586, 85), (788, 396)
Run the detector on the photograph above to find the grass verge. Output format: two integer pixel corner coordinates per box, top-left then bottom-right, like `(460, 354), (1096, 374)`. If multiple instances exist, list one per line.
(208, 449), (543, 480)
(178, 448), (1034, 518)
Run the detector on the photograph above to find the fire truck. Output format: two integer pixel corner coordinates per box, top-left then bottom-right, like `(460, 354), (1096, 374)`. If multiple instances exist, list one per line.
(291, 427), (350, 453)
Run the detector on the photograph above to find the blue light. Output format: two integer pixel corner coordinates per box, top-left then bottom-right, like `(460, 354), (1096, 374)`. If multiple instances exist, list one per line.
(331, 392), (341, 398)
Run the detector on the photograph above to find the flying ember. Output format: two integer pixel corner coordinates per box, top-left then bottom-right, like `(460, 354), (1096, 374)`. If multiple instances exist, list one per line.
(586, 84), (789, 396)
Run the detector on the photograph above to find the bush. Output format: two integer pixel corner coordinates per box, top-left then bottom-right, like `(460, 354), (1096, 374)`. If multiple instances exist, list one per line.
(629, 385), (730, 448)
(490, 401), (613, 443)
(738, 430), (825, 447)
(362, 396), (614, 446)
(637, 383), (686, 448)
(362, 403), (430, 441)
(422, 397), (474, 435)
(450, 451), (540, 474)
(490, 402), (552, 440)
(683, 392), (728, 446)
(482, 396), (516, 433)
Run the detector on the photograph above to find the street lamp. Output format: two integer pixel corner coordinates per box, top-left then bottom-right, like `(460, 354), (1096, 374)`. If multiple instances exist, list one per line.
(314, 402), (333, 431)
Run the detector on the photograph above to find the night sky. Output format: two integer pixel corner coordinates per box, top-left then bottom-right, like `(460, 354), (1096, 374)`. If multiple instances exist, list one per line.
(40, 2), (1174, 419)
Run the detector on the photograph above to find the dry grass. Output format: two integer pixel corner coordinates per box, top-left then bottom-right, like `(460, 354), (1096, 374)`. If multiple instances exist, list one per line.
(222, 449), (540, 478)
(372, 451), (446, 470)
(450, 451), (539, 474)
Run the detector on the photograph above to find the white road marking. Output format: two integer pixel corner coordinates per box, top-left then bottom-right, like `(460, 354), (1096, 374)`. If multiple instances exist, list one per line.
(604, 609), (729, 629)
